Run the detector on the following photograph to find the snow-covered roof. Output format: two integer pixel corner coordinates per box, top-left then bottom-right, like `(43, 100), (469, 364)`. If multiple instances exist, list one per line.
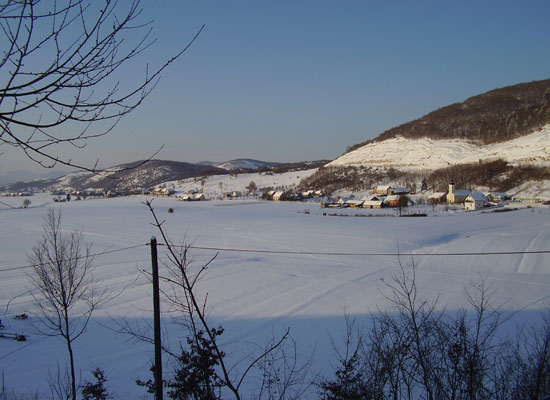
(360, 195), (380, 201)
(375, 185), (391, 191)
(452, 190), (471, 196)
(466, 192), (488, 202)
(363, 200), (383, 206)
(428, 192), (446, 199)
(488, 192), (510, 198)
(384, 195), (401, 201)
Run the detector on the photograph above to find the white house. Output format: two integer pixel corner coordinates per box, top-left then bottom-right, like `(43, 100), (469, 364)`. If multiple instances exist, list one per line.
(464, 192), (488, 211)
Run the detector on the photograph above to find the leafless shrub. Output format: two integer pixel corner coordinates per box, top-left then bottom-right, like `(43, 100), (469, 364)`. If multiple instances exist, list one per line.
(320, 256), (549, 400)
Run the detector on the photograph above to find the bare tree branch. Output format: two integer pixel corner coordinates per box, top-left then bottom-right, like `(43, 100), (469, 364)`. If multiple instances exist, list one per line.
(0, 0), (204, 172)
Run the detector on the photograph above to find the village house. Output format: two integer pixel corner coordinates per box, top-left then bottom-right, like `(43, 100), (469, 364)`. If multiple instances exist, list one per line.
(373, 185), (392, 195)
(384, 195), (409, 207)
(361, 195), (381, 202)
(427, 192), (447, 204)
(272, 191), (284, 201)
(487, 192), (511, 203)
(347, 199), (364, 208)
(362, 200), (383, 209)
(464, 192), (488, 211)
(194, 193), (206, 201)
(336, 198), (350, 207)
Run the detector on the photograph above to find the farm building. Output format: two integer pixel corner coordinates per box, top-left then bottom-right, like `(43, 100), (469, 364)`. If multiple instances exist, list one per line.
(464, 192), (488, 211)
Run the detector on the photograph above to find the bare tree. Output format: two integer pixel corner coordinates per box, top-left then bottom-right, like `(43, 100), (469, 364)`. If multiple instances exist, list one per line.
(28, 208), (101, 400)
(0, 0), (203, 172)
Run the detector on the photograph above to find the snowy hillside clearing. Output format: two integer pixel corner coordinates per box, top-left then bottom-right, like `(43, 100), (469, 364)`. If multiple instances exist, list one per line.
(330, 124), (550, 171)
(159, 168), (318, 198)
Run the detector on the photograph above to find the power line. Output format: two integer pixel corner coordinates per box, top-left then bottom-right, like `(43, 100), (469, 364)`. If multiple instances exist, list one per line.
(2, 242), (549, 274)
(159, 243), (550, 257)
(0, 243), (148, 273)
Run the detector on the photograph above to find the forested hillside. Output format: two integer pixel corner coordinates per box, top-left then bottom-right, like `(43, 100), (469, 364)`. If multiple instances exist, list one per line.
(347, 79), (550, 153)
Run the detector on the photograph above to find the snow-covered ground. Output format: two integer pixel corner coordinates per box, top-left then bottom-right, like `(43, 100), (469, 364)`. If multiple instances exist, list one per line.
(0, 194), (549, 398)
(329, 124), (550, 171)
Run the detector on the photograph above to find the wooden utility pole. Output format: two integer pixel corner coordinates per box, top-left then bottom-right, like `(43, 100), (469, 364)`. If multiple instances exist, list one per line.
(150, 236), (163, 400)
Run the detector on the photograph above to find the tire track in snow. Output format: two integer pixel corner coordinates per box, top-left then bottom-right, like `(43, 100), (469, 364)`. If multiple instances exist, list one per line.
(517, 229), (546, 274)
(228, 266), (387, 320)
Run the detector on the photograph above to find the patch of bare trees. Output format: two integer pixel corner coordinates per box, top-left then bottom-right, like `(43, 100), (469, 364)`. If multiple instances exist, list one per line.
(320, 258), (550, 400)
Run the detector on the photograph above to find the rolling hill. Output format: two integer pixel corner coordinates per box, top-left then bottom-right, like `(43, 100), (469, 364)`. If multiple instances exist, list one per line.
(332, 79), (550, 171)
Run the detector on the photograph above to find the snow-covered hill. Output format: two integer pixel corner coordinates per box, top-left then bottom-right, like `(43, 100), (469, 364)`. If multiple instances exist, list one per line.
(330, 124), (550, 171)
(214, 158), (279, 170)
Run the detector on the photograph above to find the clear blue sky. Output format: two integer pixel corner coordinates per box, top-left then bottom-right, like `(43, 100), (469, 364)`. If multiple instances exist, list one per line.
(4, 0), (550, 174)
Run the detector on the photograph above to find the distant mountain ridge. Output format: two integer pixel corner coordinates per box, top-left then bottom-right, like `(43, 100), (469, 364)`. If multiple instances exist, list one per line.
(1, 158), (328, 192)
(215, 158), (280, 171)
(347, 79), (550, 153)
(1, 160), (228, 192)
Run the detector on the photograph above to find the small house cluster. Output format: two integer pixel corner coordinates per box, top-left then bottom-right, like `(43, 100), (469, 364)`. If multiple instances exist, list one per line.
(263, 189), (325, 201)
(428, 183), (511, 211)
(321, 185), (412, 209)
(177, 190), (206, 201)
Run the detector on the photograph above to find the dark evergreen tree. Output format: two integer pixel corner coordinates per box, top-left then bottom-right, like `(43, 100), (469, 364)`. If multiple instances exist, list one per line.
(82, 368), (110, 400)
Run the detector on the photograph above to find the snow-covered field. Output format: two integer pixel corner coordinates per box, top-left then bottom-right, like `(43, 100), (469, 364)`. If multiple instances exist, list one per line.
(1, 194), (549, 398)
(329, 124), (550, 171)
